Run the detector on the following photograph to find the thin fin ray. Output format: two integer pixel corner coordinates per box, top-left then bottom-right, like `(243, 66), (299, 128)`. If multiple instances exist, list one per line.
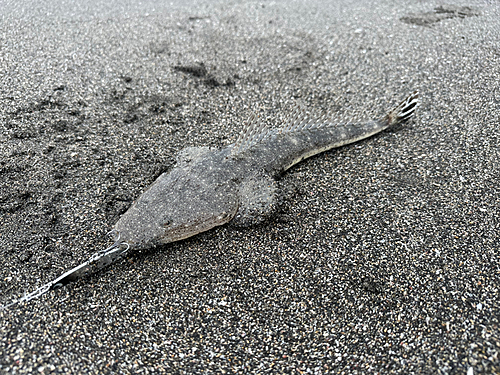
(232, 113), (277, 155)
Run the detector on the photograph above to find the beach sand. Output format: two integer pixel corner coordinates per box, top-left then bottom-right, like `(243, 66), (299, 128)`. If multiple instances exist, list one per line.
(1, 0), (499, 373)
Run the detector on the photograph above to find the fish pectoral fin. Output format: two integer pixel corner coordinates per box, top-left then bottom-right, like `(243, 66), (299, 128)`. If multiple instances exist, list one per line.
(231, 172), (278, 227)
(176, 146), (212, 167)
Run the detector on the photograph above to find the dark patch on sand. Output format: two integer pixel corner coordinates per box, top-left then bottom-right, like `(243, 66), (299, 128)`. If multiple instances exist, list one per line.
(149, 41), (170, 55)
(173, 63), (236, 87)
(173, 63), (208, 77)
(360, 277), (385, 294)
(401, 5), (480, 26)
(188, 16), (210, 21)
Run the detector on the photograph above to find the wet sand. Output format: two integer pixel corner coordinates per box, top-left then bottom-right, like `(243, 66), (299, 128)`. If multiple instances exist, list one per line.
(1, 0), (499, 373)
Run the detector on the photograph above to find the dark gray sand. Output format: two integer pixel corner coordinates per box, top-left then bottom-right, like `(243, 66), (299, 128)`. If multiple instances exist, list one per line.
(1, 0), (499, 373)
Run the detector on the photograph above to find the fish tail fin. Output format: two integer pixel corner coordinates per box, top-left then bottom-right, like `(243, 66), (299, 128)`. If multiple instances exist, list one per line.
(383, 91), (420, 126)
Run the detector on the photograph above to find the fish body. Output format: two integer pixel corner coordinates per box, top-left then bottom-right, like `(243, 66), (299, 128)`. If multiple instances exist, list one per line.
(114, 92), (420, 249)
(0, 92), (420, 309)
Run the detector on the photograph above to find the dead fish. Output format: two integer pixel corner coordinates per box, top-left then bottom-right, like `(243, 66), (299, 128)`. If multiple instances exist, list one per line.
(2, 91), (419, 308)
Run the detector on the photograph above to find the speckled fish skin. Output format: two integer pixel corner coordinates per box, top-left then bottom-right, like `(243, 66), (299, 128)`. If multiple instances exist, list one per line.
(114, 91), (419, 249)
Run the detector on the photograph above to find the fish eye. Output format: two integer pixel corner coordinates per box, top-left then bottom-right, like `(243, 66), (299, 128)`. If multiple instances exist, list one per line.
(162, 219), (172, 227)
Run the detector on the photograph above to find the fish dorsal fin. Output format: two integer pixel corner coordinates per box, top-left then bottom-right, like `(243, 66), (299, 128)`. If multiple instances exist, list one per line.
(231, 113), (277, 156)
(280, 101), (329, 134)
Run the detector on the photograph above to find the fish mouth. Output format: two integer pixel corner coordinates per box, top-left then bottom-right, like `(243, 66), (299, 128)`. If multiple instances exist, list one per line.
(159, 210), (237, 244)
(115, 208), (237, 249)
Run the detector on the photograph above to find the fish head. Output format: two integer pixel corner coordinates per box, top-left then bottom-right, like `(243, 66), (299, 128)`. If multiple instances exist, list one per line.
(113, 164), (239, 250)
